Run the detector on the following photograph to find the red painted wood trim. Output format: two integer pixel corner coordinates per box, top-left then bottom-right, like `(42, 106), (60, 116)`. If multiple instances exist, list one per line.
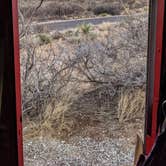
(145, 0), (165, 155)
(12, 0), (24, 165)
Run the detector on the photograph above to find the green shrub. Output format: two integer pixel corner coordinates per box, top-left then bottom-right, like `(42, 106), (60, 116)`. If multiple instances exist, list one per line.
(38, 34), (51, 45)
(80, 24), (91, 35)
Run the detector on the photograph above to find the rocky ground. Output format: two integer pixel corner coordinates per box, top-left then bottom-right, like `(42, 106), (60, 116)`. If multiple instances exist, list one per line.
(24, 136), (134, 166)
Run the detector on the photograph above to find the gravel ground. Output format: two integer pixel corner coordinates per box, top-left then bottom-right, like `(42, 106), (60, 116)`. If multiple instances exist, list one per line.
(24, 137), (134, 166)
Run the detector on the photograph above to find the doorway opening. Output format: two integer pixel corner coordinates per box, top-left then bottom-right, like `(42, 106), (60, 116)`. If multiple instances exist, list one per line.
(19, 0), (149, 165)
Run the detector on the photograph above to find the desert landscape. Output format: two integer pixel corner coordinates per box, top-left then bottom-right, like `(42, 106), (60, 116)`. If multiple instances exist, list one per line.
(19, 0), (149, 165)
(19, 0), (148, 20)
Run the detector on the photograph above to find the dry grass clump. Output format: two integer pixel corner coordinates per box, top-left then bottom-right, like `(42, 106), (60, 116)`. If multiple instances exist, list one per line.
(24, 98), (74, 140)
(118, 86), (145, 123)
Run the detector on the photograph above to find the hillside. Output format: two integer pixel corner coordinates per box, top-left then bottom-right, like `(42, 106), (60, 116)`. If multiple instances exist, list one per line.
(19, 0), (148, 21)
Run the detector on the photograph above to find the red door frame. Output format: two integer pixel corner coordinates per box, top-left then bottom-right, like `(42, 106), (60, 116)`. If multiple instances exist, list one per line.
(145, 0), (165, 155)
(8, 0), (166, 162)
(0, 0), (165, 164)
(12, 0), (24, 165)
(0, 0), (23, 165)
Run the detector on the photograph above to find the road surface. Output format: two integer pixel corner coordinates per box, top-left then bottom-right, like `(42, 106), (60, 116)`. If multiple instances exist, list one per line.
(31, 14), (147, 32)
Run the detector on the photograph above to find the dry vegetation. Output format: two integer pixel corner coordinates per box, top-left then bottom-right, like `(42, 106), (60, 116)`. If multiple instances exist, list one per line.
(19, 0), (148, 21)
(21, 15), (147, 140)
(20, 1), (149, 165)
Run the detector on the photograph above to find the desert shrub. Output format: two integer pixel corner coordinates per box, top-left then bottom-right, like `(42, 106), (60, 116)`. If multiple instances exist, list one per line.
(119, 15), (148, 55)
(71, 16), (147, 88)
(93, 4), (121, 15)
(21, 41), (76, 119)
(79, 24), (92, 35)
(38, 34), (51, 45)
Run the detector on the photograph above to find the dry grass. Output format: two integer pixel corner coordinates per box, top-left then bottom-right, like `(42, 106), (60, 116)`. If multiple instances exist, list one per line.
(23, 85), (145, 140)
(24, 98), (74, 140)
(118, 86), (145, 123)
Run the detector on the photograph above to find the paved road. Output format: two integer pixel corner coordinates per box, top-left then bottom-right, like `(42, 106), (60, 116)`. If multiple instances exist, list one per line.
(31, 14), (147, 32)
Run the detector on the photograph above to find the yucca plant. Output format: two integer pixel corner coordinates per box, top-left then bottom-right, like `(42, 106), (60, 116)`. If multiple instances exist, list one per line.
(80, 23), (91, 35)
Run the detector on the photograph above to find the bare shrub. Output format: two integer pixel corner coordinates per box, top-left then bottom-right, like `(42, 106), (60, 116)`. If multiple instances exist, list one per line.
(71, 15), (147, 88)
(21, 41), (75, 118)
(119, 15), (148, 56)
